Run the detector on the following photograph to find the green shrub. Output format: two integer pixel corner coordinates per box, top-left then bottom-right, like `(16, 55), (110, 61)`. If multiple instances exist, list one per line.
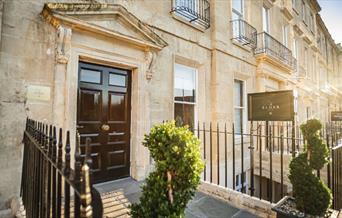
(289, 119), (332, 216)
(130, 121), (204, 218)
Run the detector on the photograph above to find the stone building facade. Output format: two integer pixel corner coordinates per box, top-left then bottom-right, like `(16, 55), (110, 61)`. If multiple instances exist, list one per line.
(0, 0), (341, 209)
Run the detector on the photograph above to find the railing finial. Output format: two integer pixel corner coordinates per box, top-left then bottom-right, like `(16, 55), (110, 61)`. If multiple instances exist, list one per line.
(80, 164), (93, 218)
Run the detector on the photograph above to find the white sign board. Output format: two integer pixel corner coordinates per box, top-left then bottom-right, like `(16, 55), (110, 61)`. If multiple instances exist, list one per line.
(27, 85), (51, 101)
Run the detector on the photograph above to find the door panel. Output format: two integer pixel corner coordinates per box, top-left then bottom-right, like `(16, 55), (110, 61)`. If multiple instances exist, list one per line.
(77, 62), (131, 183)
(79, 89), (102, 121)
(108, 92), (127, 122)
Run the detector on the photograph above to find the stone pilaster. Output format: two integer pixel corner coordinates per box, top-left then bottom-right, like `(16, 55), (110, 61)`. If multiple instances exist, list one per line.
(53, 25), (72, 128)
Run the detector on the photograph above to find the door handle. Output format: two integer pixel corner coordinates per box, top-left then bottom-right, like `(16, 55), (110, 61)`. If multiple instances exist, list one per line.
(77, 125), (84, 129)
(101, 124), (110, 131)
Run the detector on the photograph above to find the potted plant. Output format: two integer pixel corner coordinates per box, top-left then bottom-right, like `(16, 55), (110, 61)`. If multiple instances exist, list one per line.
(130, 121), (204, 218)
(272, 119), (339, 218)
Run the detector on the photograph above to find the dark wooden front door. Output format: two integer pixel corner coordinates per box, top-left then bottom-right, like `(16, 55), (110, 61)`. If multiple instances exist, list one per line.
(77, 62), (131, 183)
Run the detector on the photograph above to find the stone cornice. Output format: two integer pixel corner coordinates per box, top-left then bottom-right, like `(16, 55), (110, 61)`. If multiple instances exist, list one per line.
(281, 7), (294, 21)
(41, 3), (168, 50)
(309, 0), (321, 13)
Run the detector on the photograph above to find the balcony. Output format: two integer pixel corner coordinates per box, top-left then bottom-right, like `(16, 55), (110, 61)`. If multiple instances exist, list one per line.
(171, 0), (210, 30)
(231, 19), (257, 49)
(255, 32), (297, 70)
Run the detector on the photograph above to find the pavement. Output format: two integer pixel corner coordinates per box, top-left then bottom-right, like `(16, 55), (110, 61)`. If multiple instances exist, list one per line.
(94, 177), (259, 218)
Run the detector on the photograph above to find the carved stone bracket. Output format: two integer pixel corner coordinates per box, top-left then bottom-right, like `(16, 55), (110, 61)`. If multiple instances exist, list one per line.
(145, 50), (156, 80)
(56, 25), (72, 64)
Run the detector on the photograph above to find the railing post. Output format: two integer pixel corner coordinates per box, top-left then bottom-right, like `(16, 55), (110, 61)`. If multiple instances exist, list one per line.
(46, 125), (52, 218)
(327, 126), (331, 189)
(241, 123), (244, 193)
(292, 119), (296, 158)
(203, 122), (206, 181)
(224, 123), (228, 188)
(259, 125), (262, 200)
(52, 126), (57, 218)
(217, 123), (220, 185)
(210, 122), (213, 183)
(80, 163), (93, 218)
(249, 122), (255, 196)
(64, 131), (71, 218)
(75, 132), (82, 218)
(232, 123), (236, 190)
(280, 126), (284, 198)
(57, 128), (63, 218)
(85, 137), (93, 182)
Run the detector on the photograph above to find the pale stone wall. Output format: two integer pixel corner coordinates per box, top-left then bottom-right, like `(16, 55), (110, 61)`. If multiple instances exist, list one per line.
(0, 0), (341, 211)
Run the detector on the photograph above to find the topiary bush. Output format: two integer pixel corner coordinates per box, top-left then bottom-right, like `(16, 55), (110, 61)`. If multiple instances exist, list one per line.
(288, 119), (332, 216)
(130, 121), (204, 218)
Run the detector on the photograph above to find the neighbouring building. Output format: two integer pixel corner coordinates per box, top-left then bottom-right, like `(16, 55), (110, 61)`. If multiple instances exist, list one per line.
(0, 0), (341, 210)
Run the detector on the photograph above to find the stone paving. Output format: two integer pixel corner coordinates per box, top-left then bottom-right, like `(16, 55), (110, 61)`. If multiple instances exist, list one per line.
(94, 178), (259, 218)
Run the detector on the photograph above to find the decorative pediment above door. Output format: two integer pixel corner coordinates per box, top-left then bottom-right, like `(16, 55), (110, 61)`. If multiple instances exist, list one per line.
(42, 3), (168, 50)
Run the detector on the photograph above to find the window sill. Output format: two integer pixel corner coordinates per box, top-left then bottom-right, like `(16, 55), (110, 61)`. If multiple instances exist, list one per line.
(232, 39), (253, 52)
(171, 13), (206, 32)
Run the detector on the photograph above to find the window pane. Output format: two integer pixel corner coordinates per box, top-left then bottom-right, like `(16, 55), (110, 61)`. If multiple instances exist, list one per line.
(80, 69), (101, 84)
(283, 25), (288, 47)
(174, 64), (196, 103)
(234, 108), (242, 134)
(262, 7), (269, 33)
(234, 80), (243, 107)
(232, 0), (243, 15)
(109, 73), (126, 87)
(174, 103), (194, 129)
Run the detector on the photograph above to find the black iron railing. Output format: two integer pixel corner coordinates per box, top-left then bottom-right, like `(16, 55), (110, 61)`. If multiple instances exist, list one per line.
(171, 0), (210, 29)
(255, 32), (297, 69)
(194, 121), (342, 209)
(21, 118), (103, 218)
(231, 19), (257, 48)
(331, 130), (342, 210)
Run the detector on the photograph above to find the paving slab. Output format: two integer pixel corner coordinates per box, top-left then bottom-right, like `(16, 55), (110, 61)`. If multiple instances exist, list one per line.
(94, 178), (259, 218)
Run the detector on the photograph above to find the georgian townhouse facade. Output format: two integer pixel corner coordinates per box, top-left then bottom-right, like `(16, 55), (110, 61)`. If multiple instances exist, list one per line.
(0, 0), (341, 209)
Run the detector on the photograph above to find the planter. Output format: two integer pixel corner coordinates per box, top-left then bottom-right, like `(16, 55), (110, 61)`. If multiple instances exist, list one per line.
(272, 196), (340, 218)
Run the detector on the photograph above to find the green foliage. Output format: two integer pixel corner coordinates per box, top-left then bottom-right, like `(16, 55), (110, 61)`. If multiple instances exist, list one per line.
(289, 119), (332, 216)
(300, 119), (322, 141)
(130, 121), (204, 218)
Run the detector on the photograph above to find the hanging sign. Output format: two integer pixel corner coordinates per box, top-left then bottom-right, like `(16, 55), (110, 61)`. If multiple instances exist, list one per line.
(331, 111), (342, 121)
(248, 90), (294, 121)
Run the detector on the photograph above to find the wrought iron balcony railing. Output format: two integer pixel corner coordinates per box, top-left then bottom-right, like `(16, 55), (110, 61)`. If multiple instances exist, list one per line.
(231, 19), (257, 48)
(171, 0), (210, 29)
(255, 32), (297, 69)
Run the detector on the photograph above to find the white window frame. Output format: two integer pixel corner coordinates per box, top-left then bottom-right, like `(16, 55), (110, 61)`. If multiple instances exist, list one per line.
(310, 11), (314, 33)
(173, 63), (198, 128)
(293, 38), (299, 73)
(282, 25), (288, 47)
(312, 54), (316, 81)
(234, 79), (246, 136)
(302, 1), (306, 23)
(235, 171), (248, 192)
(262, 6), (270, 33)
(232, 0), (244, 19)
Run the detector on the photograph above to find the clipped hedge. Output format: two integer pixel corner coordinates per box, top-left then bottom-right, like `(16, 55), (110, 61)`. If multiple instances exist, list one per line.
(289, 119), (332, 216)
(130, 121), (204, 218)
